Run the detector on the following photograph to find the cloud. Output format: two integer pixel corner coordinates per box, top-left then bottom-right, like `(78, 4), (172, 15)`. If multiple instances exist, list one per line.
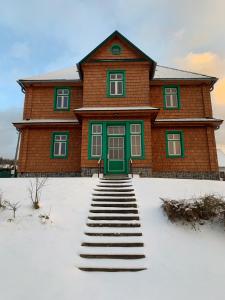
(0, 107), (22, 158)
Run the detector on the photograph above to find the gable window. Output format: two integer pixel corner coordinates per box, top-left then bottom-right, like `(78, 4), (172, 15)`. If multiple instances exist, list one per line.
(51, 132), (69, 158)
(130, 123), (143, 158)
(107, 70), (126, 97)
(166, 131), (184, 158)
(91, 124), (102, 157)
(163, 86), (180, 109)
(54, 88), (70, 110)
(111, 44), (121, 55)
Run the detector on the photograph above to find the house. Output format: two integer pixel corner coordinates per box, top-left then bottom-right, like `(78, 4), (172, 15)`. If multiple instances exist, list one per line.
(217, 149), (225, 180)
(13, 31), (223, 179)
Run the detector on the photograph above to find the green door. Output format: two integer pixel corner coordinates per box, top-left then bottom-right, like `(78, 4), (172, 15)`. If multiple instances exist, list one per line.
(106, 125), (127, 174)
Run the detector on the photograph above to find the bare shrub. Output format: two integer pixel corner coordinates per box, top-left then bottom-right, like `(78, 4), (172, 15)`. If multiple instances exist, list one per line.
(5, 201), (20, 219)
(161, 194), (225, 228)
(0, 191), (7, 209)
(28, 177), (48, 209)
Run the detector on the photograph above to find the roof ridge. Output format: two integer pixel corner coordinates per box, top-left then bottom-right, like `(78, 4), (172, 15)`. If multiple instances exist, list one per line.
(157, 64), (217, 79)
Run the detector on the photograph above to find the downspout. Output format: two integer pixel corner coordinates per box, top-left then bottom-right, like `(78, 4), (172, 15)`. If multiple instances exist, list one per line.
(13, 129), (21, 177)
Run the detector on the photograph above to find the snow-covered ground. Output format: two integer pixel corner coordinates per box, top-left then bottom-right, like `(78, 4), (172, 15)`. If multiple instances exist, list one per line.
(0, 177), (225, 300)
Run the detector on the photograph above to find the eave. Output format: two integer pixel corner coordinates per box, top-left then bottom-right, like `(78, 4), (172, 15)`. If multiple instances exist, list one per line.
(154, 118), (223, 129)
(13, 119), (80, 130)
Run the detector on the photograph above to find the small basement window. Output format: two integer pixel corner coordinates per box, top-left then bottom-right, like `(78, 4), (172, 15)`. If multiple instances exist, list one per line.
(163, 86), (180, 109)
(54, 88), (70, 110)
(51, 132), (69, 158)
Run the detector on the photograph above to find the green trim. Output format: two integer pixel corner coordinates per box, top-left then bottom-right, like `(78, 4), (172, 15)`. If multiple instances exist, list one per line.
(88, 120), (145, 174)
(163, 85), (181, 110)
(91, 58), (147, 63)
(54, 87), (71, 111)
(165, 130), (184, 158)
(111, 44), (121, 55)
(106, 70), (126, 97)
(50, 131), (69, 159)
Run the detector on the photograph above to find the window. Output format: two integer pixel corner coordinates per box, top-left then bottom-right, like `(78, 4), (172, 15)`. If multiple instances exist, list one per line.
(54, 88), (70, 110)
(91, 124), (102, 157)
(111, 44), (121, 55)
(51, 132), (69, 158)
(130, 124), (142, 157)
(163, 86), (180, 109)
(166, 131), (184, 158)
(107, 71), (126, 97)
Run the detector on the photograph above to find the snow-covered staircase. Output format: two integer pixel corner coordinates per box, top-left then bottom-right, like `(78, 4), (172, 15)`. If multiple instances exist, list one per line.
(78, 176), (147, 272)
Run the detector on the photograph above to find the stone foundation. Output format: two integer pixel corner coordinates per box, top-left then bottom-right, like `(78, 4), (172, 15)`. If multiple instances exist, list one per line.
(18, 172), (81, 177)
(152, 171), (220, 180)
(132, 167), (152, 177)
(81, 168), (99, 177)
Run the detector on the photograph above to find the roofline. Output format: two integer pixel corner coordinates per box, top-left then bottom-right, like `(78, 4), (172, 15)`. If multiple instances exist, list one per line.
(77, 30), (157, 79)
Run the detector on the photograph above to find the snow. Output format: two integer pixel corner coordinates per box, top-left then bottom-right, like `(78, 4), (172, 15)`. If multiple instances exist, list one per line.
(217, 149), (225, 167)
(155, 118), (222, 122)
(0, 177), (225, 300)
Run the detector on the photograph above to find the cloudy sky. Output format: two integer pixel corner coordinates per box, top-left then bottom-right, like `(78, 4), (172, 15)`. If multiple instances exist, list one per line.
(0, 0), (225, 158)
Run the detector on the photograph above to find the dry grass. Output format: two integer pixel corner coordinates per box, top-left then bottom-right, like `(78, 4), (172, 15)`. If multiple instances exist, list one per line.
(161, 194), (225, 228)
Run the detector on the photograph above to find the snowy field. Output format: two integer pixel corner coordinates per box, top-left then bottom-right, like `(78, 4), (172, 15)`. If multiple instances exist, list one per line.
(0, 177), (225, 300)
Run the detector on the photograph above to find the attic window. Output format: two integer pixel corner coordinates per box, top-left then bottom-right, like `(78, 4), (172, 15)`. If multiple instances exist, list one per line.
(111, 44), (121, 55)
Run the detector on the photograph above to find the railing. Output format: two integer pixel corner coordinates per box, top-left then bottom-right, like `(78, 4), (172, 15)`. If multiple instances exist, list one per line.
(98, 157), (103, 178)
(129, 158), (133, 178)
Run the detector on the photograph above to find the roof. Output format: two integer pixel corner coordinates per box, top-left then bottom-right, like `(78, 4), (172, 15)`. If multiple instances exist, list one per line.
(13, 119), (79, 129)
(77, 30), (157, 79)
(155, 118), (223, 122)
(217, 149), (225, 167)
(18, 64), (217, 83)
(154, 65), (217, 81)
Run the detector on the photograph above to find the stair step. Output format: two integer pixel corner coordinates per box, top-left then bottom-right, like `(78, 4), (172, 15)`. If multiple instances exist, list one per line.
(91, 203), (137, 208)
(92, 198), (136, 202)
(93, 193), (135, 197)
(101, 178), (130, 181)
(87, 223), (141, 227)
(84, 232), (142, 236)
(89, 209), (138, 214)
(97, 185), (132, 188)
(80, 254), (145, 259)
(81, 242), (144, 247)
(79, 267), (146, 272)
(88, 216), (140, 221)
(94, 188), (134, 192)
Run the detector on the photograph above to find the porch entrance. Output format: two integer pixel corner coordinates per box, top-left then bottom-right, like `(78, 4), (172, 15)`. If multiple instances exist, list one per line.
(106, 125), (127, 174)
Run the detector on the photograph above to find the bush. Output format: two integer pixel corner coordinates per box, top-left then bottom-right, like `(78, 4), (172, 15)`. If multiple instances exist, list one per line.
(161, 194), (225, 227)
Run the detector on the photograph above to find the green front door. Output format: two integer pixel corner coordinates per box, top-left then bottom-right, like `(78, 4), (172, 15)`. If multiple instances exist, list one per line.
(106, 125), (127, 174)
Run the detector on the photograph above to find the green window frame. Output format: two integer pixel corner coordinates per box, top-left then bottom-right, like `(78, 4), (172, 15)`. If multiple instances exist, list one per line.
(107, 70), (126, 97)
(130, 123), (144, 158)
(163, 85), (180, 110)
(111, 44), (121, 55)
(54, 87), (71, 111)
(51, 132), (69, 159)
(88, 124), (103, 159)
(166, 130), (184, 158)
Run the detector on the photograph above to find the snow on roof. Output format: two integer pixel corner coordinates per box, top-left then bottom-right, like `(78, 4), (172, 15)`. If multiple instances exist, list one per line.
(217, 149), (225, 167)
(19, 66), (80, 81)
(13, 119), (79, 125)
(18, 64), (216, 82)
(153, 65), (217, 80)
(155, 118), (222, 122)
(75, 106), (159, 111)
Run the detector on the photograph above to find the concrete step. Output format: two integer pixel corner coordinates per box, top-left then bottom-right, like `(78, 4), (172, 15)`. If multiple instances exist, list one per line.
(80, 254), (145, 259)
(87, 223), (141, 227)
(94, 188), (134, 192)
(89, 209), (138, 214)
(93, 193), (135, 197)
(91, 203), (137, 208)
(84, 232), (142, 237)
(79, 267), (146, 272)
(81, 242), (144, 247)
(92, 198), (136, 202)
(97, 184), (132, 188)
(88, 216), (140, 221)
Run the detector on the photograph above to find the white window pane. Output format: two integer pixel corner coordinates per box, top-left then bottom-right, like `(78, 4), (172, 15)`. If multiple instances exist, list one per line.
(110, 81), (116, 94)
(131, 135), (141, 156)
(62, 89), (69, 95)
(171, 95), (178, 107)
(116, 74), (123, 80)
(57, 96), (62, 108)
(92, 135), (102, 156)
(107, 126), (125, 135)
(61, 143), (66, 155)
(63, 96), (68, 108)
(110, 74), (116, 80)
(54, 142), (60, 155)
(174, 141), (181, 155)
(117, 81), (123, 94)
(168, 141), (174, 155)
(92, 124), (102, 134)
(130, 124), (141, 134)
(57, 89), (63, 95)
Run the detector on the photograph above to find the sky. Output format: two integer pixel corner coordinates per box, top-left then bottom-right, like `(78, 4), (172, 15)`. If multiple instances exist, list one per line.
(0, 0), (225, 158)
